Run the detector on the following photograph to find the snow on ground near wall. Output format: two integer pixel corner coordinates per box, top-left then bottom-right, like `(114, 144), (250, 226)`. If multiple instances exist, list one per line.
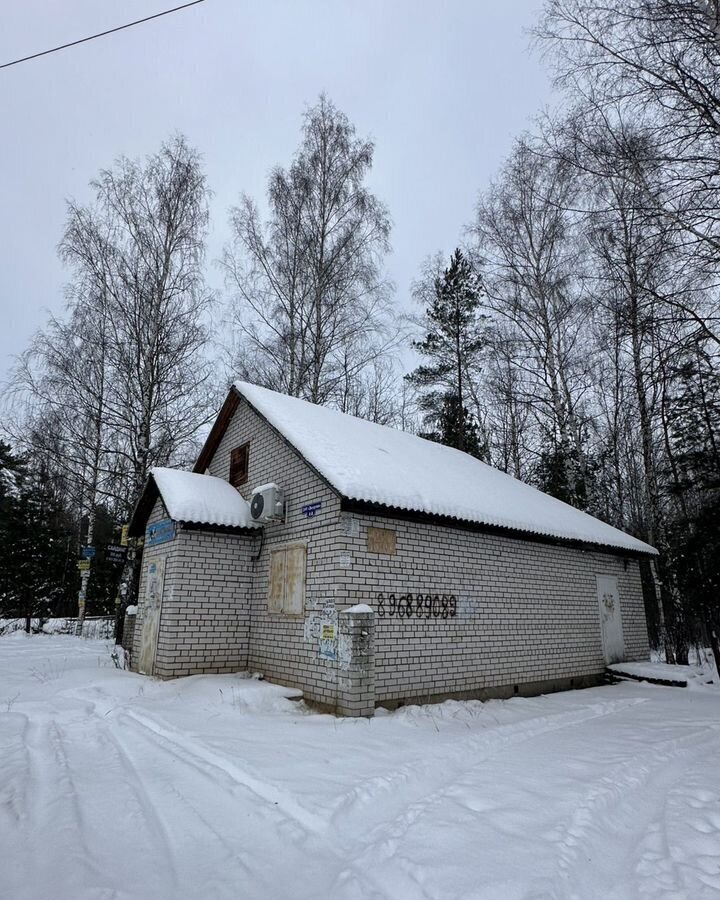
(607, 660), (714, 685)
(1, 636), (719, 900)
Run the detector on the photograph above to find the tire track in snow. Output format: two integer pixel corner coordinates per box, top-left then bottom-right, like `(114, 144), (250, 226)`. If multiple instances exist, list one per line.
(550, 724), (720, 898)
(0, 712), (29, 828)
(117, 708), (452, 900)
(44, 720), (104, 883)
(92, 724), (181, 890)
(114, 709), (367, 899)
(331, 697), (645, 833)
(22, 710), (181, 899)
(107, 719), (256, 877)
(325, 698), (649, 899)
(119, 708), (329, 835)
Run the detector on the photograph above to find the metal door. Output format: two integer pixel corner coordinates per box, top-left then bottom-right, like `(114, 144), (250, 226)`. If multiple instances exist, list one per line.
(596, 574), (624, 663)
(138, 559), (165, 675)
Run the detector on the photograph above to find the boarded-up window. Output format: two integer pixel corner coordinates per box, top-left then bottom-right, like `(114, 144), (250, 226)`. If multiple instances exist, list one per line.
(229, 443), (249, 488)
(367, 526), (397, 555)
(268, 549), (286, 613)
(268, 545), (307, 615)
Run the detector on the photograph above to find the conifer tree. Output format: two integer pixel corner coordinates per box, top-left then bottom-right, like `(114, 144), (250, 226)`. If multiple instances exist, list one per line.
(407, 249), (487, 457)
(0, 442), (74, 631)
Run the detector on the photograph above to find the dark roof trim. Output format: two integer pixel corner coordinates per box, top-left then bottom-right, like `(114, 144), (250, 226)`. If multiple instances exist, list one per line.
(180, 521), (259, 536)
(128, 476), (160, 537)
(193, 388), (240, 474)
(340, 497), (656, 560)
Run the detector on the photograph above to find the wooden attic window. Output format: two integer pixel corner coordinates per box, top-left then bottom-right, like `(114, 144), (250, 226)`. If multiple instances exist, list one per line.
(229, 443), (249, 488)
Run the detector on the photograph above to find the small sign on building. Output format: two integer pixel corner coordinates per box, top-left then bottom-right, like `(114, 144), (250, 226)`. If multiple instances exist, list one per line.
(77, 559), (90, 571)
(302, 501), (322, 518)
(319, 617), (338, 661)
(81, 546), (96, 558)
(146, 518), (176, 547)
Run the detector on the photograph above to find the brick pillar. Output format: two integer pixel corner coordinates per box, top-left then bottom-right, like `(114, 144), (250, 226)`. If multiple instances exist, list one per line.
(337, 607), (375, 717)
(122, 611), (137, 663)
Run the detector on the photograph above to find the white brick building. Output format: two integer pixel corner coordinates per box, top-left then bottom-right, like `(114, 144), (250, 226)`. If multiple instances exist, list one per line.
(128, 382), (655, 716)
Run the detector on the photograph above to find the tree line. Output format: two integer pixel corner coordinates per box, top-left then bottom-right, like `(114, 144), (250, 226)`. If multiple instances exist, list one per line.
(1, 1), (718, 669)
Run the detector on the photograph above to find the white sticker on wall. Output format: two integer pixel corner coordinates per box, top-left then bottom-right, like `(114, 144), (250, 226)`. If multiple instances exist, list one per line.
(342, 515), (360, 538)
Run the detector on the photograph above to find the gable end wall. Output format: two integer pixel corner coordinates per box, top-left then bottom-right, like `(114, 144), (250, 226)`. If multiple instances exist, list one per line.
(206, 397), (346, 705)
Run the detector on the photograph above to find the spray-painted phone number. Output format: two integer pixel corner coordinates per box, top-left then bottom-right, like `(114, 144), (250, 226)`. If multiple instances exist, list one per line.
(376, 592), (457, 619)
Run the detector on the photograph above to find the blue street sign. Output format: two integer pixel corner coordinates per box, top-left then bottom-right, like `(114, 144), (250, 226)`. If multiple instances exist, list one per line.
(147, 518), (176, 547)
(82, 546), (96, 558)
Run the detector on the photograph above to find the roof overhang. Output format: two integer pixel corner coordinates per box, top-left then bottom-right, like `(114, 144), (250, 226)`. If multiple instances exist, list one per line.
(128, 476), (160, 537)
(194, 386), (240, 474)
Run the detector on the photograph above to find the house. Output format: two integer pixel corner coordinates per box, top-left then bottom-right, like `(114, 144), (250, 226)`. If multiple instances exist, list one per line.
(127, 381), (655, 716)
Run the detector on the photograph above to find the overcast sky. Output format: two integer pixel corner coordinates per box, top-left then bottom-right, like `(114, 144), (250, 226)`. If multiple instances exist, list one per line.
(0, 0), (551, 390)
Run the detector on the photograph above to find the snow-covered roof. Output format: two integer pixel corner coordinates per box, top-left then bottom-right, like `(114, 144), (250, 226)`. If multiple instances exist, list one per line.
(235, 382), (656, 556)
(151, 467), (257, 530)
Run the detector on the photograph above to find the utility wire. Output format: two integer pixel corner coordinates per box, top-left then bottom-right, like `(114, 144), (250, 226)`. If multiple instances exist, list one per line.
(0, 0), (206, 71)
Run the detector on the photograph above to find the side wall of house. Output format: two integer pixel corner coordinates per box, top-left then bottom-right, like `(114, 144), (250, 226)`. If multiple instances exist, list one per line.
(337, 511), (649, 705)
(130, 497), (253, 677)
(206, 397), (345, 706)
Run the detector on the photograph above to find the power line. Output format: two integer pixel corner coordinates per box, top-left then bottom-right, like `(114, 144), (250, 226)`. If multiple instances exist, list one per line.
(0, 0), (206, 71)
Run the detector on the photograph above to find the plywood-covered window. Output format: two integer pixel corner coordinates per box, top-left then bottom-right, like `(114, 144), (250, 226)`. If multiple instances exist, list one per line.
(268, 544), (307, 615)
(229, 443), (249, 488)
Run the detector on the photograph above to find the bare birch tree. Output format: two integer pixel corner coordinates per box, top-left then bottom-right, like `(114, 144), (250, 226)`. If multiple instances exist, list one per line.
(473, 139), (594, 505)
(10, 135), (215, 618)
(537, 0), (720, 345)
(224, 95), (395, 408)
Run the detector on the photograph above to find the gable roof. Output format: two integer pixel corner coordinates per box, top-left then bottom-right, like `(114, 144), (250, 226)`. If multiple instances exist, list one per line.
(129, 467), (257, 536)
(223, 382), (656, 557)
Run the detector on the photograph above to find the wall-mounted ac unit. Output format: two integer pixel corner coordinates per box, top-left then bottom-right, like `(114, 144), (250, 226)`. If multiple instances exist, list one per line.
(250, 483), (285, 524)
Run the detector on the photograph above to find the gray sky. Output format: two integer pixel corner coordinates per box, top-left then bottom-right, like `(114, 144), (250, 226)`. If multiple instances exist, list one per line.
(0, 0), (550, 389)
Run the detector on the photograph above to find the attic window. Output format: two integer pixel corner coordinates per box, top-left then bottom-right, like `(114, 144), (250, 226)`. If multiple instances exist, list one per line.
(229, 443), (249, 488)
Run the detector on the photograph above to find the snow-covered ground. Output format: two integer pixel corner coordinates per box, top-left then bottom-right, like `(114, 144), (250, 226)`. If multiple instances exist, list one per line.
(1, 635), (719, 900)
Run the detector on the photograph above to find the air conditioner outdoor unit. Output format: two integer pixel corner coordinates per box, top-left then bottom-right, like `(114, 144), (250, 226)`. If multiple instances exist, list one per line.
(250, 483), (285, 524)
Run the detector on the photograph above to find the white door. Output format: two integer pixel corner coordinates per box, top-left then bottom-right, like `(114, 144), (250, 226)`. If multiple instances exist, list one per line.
(596, 575), (624, 663)
(138, 559), (165, 675)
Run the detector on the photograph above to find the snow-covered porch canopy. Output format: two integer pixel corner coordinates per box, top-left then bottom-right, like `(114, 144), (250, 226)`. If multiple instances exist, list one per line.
(189, 382), (657, 558)
(129, 467), (258, 537)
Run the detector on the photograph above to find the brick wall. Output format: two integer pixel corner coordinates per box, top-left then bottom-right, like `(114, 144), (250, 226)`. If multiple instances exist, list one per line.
(335, 512), (649, 706)
(131, 498), (253, 677)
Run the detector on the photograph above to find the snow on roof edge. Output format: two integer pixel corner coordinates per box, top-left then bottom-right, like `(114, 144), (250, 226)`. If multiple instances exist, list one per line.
(151, 467), (258, 530)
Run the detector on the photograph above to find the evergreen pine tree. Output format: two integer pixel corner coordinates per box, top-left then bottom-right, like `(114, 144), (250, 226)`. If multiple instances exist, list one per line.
(663, 348), (720, 673)
(407, 250), (487, 458)
(0, 442), (74, 631)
